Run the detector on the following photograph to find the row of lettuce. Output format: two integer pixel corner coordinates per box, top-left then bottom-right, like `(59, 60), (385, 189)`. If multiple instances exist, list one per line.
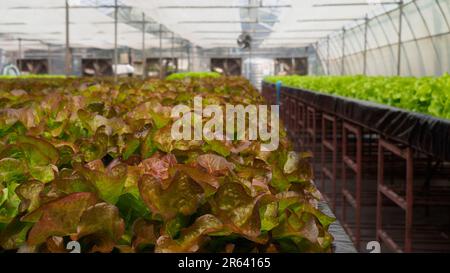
(0, 77), (334, 253)
(0, 72), (220, 81)
(265, 75), (450, 120)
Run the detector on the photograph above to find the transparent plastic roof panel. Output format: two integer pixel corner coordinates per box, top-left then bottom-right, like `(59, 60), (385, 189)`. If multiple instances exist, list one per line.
(0, 0), (412, 50)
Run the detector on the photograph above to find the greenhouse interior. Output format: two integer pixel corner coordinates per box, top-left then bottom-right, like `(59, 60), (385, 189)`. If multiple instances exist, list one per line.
(0, 0), (449, 255)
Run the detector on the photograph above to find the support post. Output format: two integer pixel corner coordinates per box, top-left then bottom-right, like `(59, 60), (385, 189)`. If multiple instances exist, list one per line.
(187, 43), (191, 72)
(142, 13), (146, 79)
(326, 36), (330, 75)
(171, 32), (175, 73)
(248, 44), (253, 83)
(48, 44), (52, 74)
(114, 0), (118, 82)
(363, 14), (369, 75)
(65, 0), (71, 76)
(18, 38), (22, 72)
(159, 24), (163, 79)
(397, 1), (404, 76)
(276, 81), (281, 106)
(341, 27), (346, 75)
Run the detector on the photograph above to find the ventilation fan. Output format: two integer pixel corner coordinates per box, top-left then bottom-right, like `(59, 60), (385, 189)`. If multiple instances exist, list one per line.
(237, 32), (252, 49)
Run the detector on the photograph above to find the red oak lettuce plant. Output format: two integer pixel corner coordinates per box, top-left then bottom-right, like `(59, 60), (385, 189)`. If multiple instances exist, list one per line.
(0, 77), (334, 253)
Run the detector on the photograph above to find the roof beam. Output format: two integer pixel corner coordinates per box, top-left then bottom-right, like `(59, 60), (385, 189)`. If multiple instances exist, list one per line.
(285, 28), (341, 32)
(200, 37), (321, 41)
(297, 18), (365, 22)
(158, 5), (291, 9)
(193, 30), (272, 34)
(177, 20), (279, 24)
(313, 1), (400, 7)
(6, 5), (133, 10)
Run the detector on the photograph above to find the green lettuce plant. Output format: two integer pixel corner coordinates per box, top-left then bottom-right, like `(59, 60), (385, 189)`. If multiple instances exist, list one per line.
(166, 72), (221, 81)
(265, 74), (450, 120)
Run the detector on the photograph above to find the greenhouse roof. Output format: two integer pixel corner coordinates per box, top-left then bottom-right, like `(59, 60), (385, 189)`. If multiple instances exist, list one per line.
(0, 0), (411, 50)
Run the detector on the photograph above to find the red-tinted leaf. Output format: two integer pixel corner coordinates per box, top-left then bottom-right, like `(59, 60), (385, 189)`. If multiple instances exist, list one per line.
(155, 214), (223, 253)
(139, 174), (203, 220)
(197, 154), (234, 175)
(75, 202), (125, 252)
(26, 192), (99, 246)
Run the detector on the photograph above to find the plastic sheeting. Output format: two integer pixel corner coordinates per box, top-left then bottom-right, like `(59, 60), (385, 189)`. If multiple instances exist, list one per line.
(125, 0), (404, 48)
(1, 0), (449, 77)
(0, 0), (412, 50)
(315, 0), (450, 76)
(0, 0), (167, 50)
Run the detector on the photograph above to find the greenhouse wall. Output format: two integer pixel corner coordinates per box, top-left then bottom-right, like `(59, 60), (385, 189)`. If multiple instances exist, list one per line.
(315, 0), (450, 77)
(202, 47), (313, 88)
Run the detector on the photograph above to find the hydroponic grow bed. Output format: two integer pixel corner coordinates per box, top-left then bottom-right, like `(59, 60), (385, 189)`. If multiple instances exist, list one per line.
(262, 79), (450, 253)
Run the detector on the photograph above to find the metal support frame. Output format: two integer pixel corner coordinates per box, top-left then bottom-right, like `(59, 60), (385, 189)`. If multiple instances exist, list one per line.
(290, 97), (298, 138)
(65, 0), (71, 76)
(284, 94), (292, 132)
(47, 44), (51, 74)
(171, 32), (175, 73)
(326, 36), (330, 75)
(321, 114), (338, 211)
(313, 41), (325, 75)
(306, 106), (318, 162)
(315, 0), (425, 76)
(187, 43), (191, 71)
(159, 24), (163, 79)
(396, 1), (404, 76)
(287, 96), (293, 131)
(142, 13), (146, 79)
(363, 15), (369, 75)
(376, 138), (414, 253)
(341, 121), (363, 250)
(341, 27), (346, 75)
(114, 0), (118, 82)
(17, 38), (22, 72)
(296, 100), (306, 148)
(280, 91), (287, 124)
(261, 77), (450, 253)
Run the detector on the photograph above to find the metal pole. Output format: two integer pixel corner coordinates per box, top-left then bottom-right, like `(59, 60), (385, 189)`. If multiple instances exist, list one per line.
(249, 47), (252, 83)
(142, 13), (146, 79)
(397, 1), (403, 76)
(114, 0), (118, 82)
(363, 15), (369, 75)
(65, 0), (71, 76)
(159, 24), (163, 79)
(276, 81), (281, 106)
(314, 42), (323, 75)
(187, 43), (191, 71)
(171, 32), (175, 73)
(48, 44), (51, 74)
(326, 36), (330, 75)
(341, 27), (346, 75)
(18, 38), (22, 72)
